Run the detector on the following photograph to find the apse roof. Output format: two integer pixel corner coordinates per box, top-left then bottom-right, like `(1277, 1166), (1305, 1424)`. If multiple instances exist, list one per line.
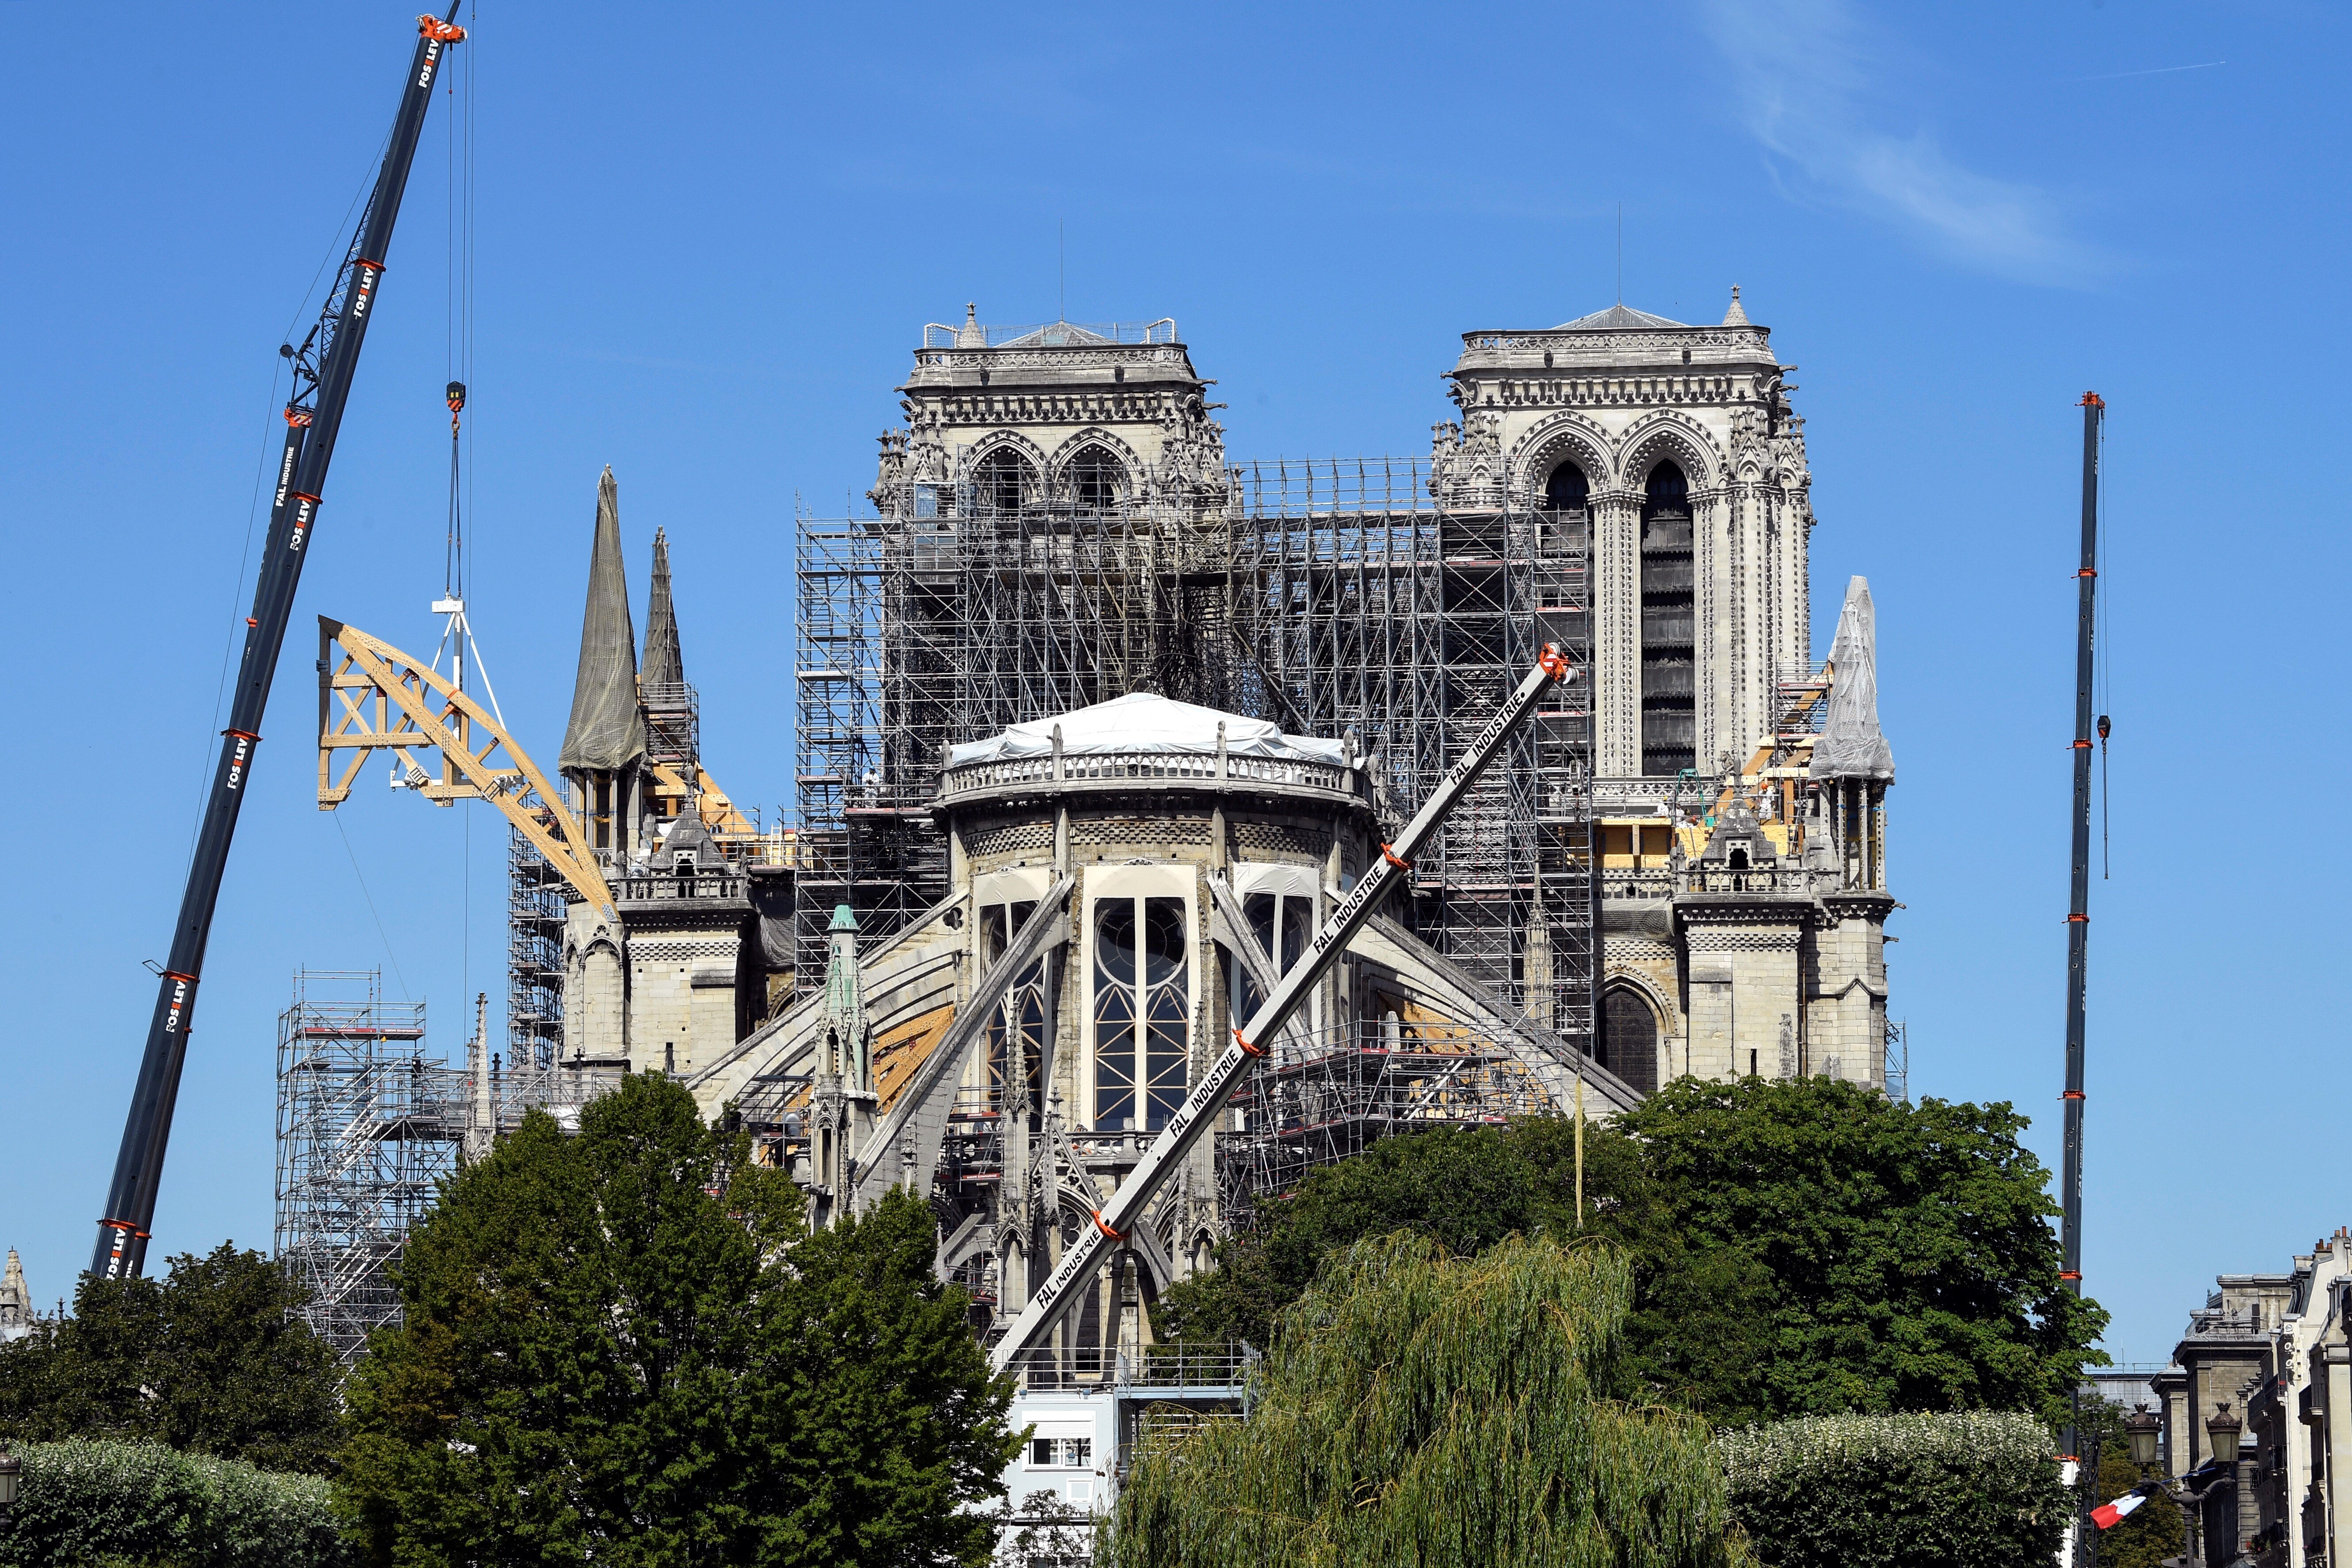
(998, 321), (1115, 348)
(946, 691), (1346, 768)
(1554, 303), (1689, 331)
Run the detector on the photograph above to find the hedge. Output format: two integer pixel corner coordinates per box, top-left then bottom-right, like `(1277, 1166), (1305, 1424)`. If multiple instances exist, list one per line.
(0, 1439), (350, 1568)
(1719, 1412), (2070, 1568)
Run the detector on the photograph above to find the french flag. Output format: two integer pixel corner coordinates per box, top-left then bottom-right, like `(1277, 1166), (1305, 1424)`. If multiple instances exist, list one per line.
(2093, 1483), (2164, 1530)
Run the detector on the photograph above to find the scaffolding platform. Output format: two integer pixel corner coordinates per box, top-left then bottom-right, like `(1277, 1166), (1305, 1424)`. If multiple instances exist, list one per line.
(791, 455), (1596, 1053)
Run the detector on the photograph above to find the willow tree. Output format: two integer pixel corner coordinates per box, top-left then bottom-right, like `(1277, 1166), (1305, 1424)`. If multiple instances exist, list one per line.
(1112, 1234), (1749, 1568)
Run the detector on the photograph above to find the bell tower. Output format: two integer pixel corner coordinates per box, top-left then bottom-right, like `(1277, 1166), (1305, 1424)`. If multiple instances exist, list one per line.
(1437, 288), (1812, 781)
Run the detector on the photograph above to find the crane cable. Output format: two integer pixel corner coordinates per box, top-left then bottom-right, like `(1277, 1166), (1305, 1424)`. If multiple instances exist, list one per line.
(444, 5), (478, 1012)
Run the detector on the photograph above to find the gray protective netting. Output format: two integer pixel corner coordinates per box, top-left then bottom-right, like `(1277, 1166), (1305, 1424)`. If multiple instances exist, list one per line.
(557, 466), (647, 772)
(641, 525), (684, 688)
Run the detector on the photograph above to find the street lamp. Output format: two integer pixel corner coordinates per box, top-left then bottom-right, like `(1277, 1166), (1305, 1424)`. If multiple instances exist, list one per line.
(2205, 1403), (2242, 1470)
(0, 1444), (19, 1526)
(2125, 1403), (2162, 1472)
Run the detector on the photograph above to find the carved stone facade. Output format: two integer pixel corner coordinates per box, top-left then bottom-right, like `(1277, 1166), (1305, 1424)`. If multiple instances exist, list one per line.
(868, 308), (1230, 521)
(1434, 296), (1812, 781)
(1442, 296), (1892, 1093)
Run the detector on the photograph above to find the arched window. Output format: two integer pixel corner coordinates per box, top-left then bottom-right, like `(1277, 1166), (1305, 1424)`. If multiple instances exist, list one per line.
(1230, 890), (1312, 1024)
(1544, 460), (1589, 512)
(975, 449), (1035, 516)
(1640, 460), (1696, 777)
(982, 901), (1048, 1119)
(1094, 896), (1189, 1131)
(1601, 986), (1661, 1095)
(1064, 445), (1127, 510)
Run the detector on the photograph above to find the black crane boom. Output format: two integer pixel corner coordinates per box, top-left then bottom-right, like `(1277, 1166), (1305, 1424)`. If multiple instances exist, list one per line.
(92, 8), (467, 1280)
(2060, 389), (2102, 1295)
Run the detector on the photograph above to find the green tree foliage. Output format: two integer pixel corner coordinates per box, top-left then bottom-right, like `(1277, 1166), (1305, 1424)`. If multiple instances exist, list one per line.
(0, 1438), (350, 1568)
(1619, 1076), (2106, 1424)
(1719, 1412), (2072, 1568)
(1117, 1233), (1748, 1568)
(1159, 1076), (2103, 1426)
(0, 1242), (341, 1474)
(2080, 1397), (2185, 1568)
(338, 1073), (1020, 1568)
(1157, 1126), (1546, 1350)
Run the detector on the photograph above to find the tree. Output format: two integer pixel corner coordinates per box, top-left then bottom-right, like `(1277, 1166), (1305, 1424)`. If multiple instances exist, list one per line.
(0, 1242), (341, 1474)
(0, 1438), (350, 1568)
(2080, 1396), (2185, 1568)
(1719, 1412), (2071, 1568)
(1115, 1233), (1747, 1568)
(1619, 1076), (2106, 1425)
(1157, 1125), (1548, 1350)
(1159, 1077), (2103, 1428)
(337, 1072), (1021, 1568)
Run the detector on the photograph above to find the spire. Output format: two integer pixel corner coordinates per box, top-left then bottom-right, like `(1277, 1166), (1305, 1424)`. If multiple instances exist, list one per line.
(642, 526), (684, 689)
(557, 467), (647, 774)
(825, 905), (871, 1093)
(1723, 285), (1750, 327)
(1809, 577), (1895, 782)
(955, 302), (986, 349)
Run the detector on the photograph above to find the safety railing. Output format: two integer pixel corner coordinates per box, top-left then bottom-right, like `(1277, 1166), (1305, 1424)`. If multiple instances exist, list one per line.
(612, 873), (745, 902)
(1679, 866), (1817, 895)
(939, 749), (1361, 800)
(921, 318), (1179, 349)
(993, 1344), (1256, 1392)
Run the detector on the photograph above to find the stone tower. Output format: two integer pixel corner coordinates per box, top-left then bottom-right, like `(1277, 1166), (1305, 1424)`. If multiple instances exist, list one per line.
(868, 304), (1229, 522)
(1434, 288), (1811, 782)
(1435, 292), (1895, 1092)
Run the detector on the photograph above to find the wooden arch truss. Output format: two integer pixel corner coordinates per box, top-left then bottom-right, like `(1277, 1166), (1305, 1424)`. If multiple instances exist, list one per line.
(316, 617), (613, 912)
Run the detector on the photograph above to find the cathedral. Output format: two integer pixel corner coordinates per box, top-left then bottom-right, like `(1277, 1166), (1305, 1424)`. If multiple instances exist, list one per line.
(533, 290), (1896, 1417)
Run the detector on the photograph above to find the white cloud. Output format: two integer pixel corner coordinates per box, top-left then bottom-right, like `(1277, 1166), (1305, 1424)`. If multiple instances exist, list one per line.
(1699, 0), (2100, 285)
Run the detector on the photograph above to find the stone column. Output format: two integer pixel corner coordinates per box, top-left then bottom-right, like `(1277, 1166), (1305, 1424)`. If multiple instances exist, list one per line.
(1816, 894), (1892, 1083)
(1681, 909), (1808, 1081)
(1594, 489), (1642, 776)
(1682, 963), (1734, 1081)
(1697, 483), (1732, 772)
(2325, 1345), (2352, 1568)
(565, 903), (628, 1064)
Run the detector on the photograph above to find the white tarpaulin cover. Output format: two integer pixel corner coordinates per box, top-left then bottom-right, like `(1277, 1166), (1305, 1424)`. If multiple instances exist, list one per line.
(948, 691), (1346, 768)
(1809, 575), (1895, 782)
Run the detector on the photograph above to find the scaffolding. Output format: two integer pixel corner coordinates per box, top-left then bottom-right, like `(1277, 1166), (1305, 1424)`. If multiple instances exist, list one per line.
(1216, 1022), (1558, 1225)
(792, 457), (1597, 1053)
(272, 970), (457, 1366)
(507, 828), (565, 1075)
(641, 678), (700, 773)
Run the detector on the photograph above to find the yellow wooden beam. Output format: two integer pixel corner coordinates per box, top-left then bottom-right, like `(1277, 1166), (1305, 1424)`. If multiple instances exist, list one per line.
(645, 758), (758, 837)
(315, 617), (614, 913)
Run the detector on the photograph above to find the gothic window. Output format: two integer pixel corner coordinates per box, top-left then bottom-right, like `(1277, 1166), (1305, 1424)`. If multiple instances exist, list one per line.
(1544, 460), (1589, 512)
(1601, 985), (1661, 1095)
(1094, 896), (1189, 1130)
(975, 449), (1035, 516)
(1064, 445), (1127, 510)
(1229, 891), (1314, 1030)
(1539, 459), (1592, 663)
(982, 901), (1049, 1119)
(1640, 460), (1697, 777)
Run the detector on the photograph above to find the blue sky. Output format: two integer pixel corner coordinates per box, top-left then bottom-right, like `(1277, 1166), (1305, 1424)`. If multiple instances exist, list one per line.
(2, 1), (2341, 1364)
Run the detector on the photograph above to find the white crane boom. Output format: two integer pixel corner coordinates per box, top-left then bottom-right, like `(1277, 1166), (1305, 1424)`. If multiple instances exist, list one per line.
(987, 644), (1575, 1370)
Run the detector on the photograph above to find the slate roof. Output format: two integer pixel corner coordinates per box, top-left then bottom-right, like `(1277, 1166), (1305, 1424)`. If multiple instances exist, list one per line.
(1553, 303), (1690, 331)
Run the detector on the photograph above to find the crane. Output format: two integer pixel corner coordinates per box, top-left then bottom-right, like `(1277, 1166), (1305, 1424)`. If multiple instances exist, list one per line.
(92, 9), (468, 1280)
(989, 643), (1576, 1371)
